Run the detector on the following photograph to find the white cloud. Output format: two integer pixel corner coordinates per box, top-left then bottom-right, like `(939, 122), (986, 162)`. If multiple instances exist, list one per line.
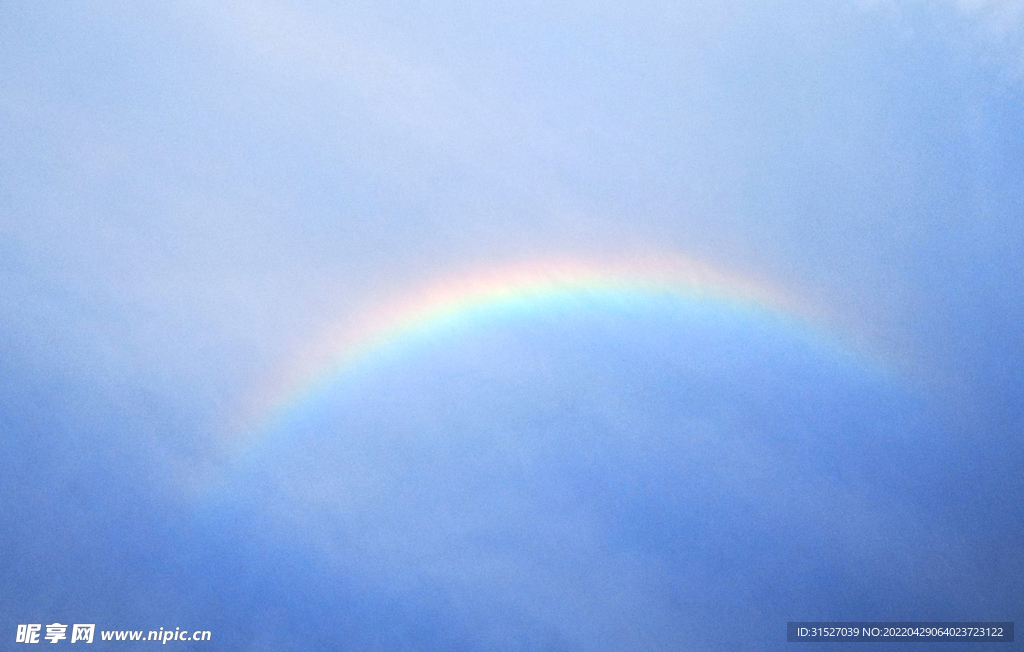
(943, 0), (1024, 76)
(857, 0), (1024, 75)
(954, 0), (1024, 34)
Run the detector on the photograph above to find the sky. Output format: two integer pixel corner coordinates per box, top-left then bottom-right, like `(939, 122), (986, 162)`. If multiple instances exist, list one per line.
(1, 0), (1022, 649)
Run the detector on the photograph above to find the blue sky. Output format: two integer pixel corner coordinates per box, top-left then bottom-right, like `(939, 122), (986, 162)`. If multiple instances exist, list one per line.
(2, 1), (1022, 649)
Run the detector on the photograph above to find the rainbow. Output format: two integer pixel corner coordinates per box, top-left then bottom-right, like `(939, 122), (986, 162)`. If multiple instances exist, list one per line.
(238, 254), (860, 445)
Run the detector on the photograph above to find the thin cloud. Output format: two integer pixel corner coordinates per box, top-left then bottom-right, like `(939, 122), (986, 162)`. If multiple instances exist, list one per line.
(954, 0), (1024, 34)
